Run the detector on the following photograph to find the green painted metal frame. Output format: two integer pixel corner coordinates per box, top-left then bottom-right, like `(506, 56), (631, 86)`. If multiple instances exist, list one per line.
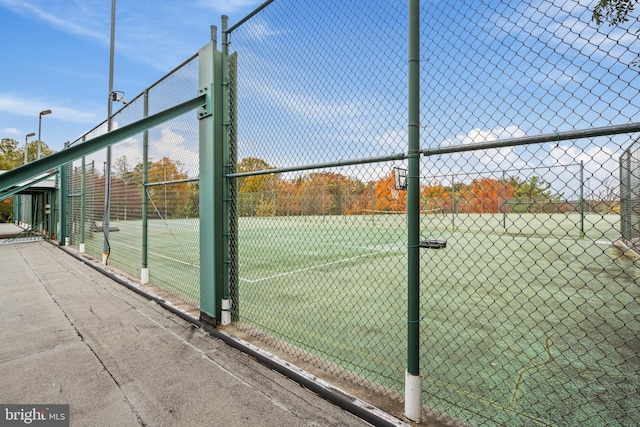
(198, 39), (224, 324)
(0, 171), (59, 202)
(0, 95), (206, 194)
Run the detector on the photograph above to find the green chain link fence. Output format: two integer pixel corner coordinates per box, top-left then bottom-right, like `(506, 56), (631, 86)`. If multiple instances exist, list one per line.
(50, 0), (640, 425)
(226, 1), (639, 426)
(66, 55), (201, 308)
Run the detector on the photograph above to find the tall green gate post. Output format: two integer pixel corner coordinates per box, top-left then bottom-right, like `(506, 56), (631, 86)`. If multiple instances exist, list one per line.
(199, 30), (225, 326)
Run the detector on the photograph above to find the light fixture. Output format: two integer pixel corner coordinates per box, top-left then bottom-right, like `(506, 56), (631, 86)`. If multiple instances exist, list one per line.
(24, 132), (35, 164)
(37, 109), (52, 160)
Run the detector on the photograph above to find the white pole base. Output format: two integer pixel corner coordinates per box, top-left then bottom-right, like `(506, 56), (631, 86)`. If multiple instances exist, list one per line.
(221, 299), (231, 325)
(65, 237), (70, 246)
(79, 243), (85, 253)
(102, 253), (108, 265)
(404, 370), (423, 422)
(141, 268), (149, 285)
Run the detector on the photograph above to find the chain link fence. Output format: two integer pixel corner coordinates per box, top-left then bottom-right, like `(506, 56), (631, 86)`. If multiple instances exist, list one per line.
(66, 55), (201, 308)
(52, 0), (640, 424)
(227, 1), (639, 426)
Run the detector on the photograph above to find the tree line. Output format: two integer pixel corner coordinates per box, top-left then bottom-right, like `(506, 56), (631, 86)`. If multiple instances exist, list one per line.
(1, 144), (611, 224)
(235, 157), (576, 217)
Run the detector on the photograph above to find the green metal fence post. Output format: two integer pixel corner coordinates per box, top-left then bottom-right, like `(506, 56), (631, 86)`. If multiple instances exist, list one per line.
(406, 0), (422, 422)
(228, 47), (239, 322)
(80, 154), (86, 252)
(220, 15), (233, 325)
(13, 195), (18, 224)
(502, 170), (507, 231)
(198, 33), (223, 326)
(580, 160), (585, 239)
(59, 142), (69, 246)
(142, 89), (150, 284)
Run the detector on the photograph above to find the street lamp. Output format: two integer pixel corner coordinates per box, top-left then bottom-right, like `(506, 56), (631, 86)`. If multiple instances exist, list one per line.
(24, 132), (35, 164)
(37, 109), (52, 160)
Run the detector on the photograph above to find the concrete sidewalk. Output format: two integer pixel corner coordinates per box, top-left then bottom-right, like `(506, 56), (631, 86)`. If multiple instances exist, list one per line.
(0, 241), (398, 426)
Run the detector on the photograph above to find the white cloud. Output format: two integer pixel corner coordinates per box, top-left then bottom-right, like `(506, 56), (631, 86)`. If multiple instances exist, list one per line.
(441, 125), (526, 147)
(148, 127), (199, 178)
(1, 128), (19, 136)
(0, 94), (97, 124)
(0, 0), (107, 43)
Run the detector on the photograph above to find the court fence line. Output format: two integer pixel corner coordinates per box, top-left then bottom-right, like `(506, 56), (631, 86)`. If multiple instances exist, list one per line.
(8, 1), (639, 425)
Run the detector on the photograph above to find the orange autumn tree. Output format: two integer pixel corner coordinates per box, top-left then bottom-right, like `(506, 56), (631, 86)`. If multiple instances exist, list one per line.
(420, 183), (451, 213)
(374, 171), (407, 212)
(292, 172), (365, 216)
(455, 177), (514, 213)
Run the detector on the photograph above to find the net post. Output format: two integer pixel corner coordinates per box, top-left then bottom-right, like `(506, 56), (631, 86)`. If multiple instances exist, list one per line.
(405, 0), (422, 422)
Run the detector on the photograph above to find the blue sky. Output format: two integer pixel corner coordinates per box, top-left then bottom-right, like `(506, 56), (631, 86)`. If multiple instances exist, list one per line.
(2, 0), (639, 197)
(0, 0), (262, 153)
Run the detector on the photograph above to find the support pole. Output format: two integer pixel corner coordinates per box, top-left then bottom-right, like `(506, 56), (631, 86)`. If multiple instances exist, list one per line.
(103, 0), (116, 264)
(502, 170), (507, 231)
(141, 89), (149, 284)
(221, 15), (231, 325)
(405, 0), (422, 422)
(59, 142), (69, 246)
(580, 160), (585, 239)
(80, 154), (86, 253)
(198, 33), (223, 326)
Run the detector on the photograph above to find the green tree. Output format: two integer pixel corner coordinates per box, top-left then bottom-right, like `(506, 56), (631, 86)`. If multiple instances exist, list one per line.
(237, 157), (278, 194)
(0, 138), (56, 222)
(0, 138), (23, 169)
(592, 0), (638, 25)
(592, 0), (640, 65)
(509, 176), (563, 213)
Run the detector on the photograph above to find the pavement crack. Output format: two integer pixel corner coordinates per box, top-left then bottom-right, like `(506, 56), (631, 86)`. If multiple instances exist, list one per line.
(17, 246), (148, 427)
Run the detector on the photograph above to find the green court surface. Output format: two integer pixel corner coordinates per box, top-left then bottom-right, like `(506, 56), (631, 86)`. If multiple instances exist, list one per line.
(76, 213), (639, 426)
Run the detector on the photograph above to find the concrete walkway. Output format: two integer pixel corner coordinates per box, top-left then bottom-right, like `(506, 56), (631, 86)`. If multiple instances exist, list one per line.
(0, 241), (386, 426)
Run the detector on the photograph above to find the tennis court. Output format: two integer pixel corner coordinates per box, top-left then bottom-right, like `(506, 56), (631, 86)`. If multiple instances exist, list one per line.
(78, 212), (639, 426)
(237, 213), (637, 425)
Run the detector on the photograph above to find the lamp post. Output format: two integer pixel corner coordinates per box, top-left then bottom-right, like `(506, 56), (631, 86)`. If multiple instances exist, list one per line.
(103, 0), (116, 264)
(37, 109), (52, 160)
(24, 132), (35, 165)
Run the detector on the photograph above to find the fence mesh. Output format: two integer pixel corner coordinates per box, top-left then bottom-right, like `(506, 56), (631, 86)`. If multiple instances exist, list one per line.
(227, 1), (639, 426)
(56, 1), (640, 424)
(66, 55), (200, 308)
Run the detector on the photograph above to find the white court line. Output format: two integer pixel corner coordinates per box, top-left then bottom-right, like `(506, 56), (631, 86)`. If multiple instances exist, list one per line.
(239, 247), (399, 284)
(112, 241), (199, 268)
(594, 240), (613, 245)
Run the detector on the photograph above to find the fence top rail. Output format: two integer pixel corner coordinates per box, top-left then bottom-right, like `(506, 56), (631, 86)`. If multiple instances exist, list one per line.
(423, 122), (640, 157)
(145, 177), (200, 187)
(226, 0), (276, 34)
(0, 94), (206, 194)
(227, 123), (640, 179)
